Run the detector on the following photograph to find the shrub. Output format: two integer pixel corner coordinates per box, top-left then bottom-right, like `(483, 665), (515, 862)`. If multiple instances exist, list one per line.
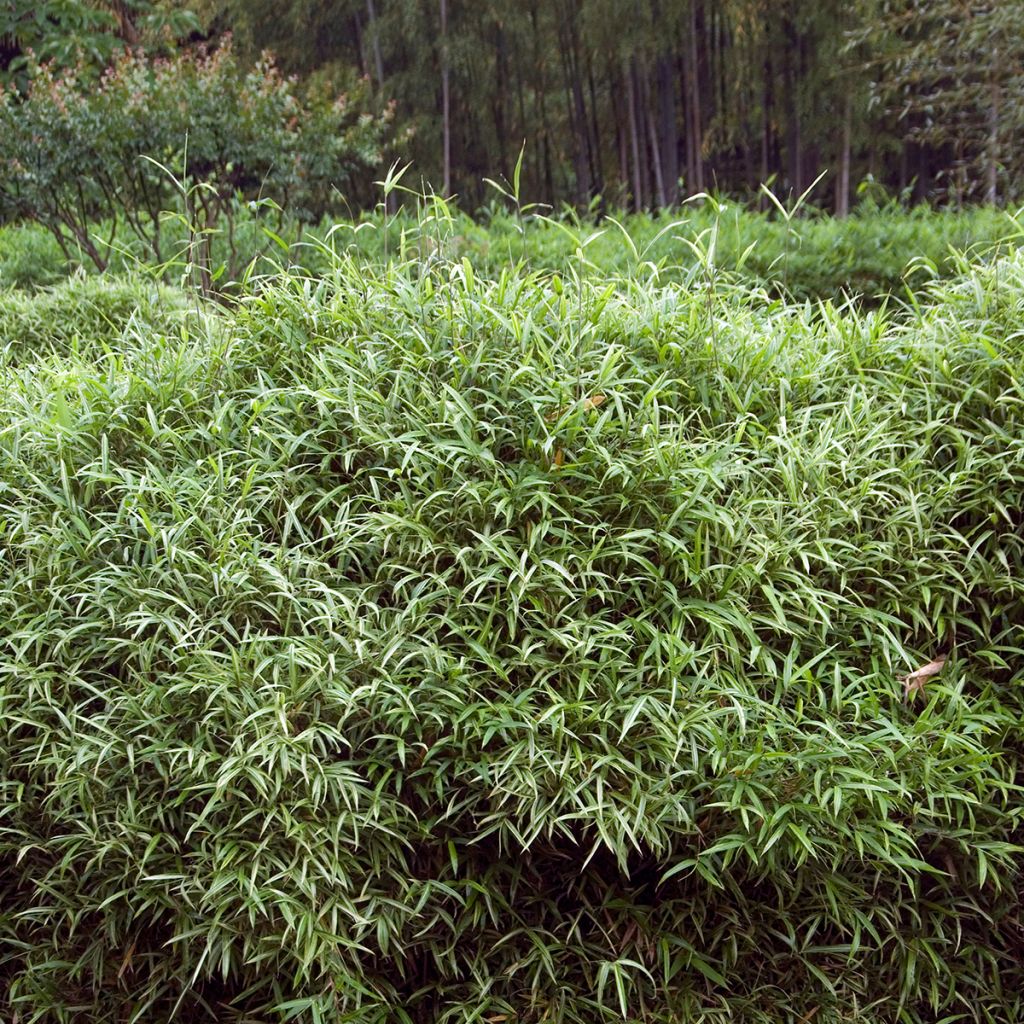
(0, 273), (185, 359)
(0, 42), (391, 288)
(1, 245), (1023, 1023)
(0, 1), (198, 89)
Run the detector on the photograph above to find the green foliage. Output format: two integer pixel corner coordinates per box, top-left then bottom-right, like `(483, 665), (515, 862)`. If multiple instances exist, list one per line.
(860, 0), (1024, 203)
(320, 199), (1019, 302)
(0, 41), (391, 280)
(0, 221), (68, 289)
(0, 199), (1017, 300)
(14, 1), (1019, 212)
(171, 0), (1005, 211)
(0, 1), (121, 77)
(1, 230), (1023, 1022)
(0, 1), (198, 86)
(0, 196), (1017, 300)
(0, 273), (183, 354)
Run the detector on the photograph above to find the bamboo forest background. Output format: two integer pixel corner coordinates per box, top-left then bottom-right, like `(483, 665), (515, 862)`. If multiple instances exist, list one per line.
(4, 0), (1024, 213)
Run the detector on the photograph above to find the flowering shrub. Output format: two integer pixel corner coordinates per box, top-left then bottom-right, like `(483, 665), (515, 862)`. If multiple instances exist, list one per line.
(0, 42), (391, 284)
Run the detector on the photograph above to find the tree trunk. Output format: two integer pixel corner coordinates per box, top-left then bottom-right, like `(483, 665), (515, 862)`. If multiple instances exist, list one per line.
(512, 32), (532, 194)
(108, 0), (140, 45)
(836, 90), (851, 217)
(365, 0), (385, 89)
(760, 51), (774, 208)
(784, 16), (802, 195)
(644, 66), (667, 208)
(558, 54), (585, 204)
(680, 33), (695, 191)
(614, 68), (629, 201)
(493, 22), (510, 177)
(557, 4), (591, 205)
(351, 12), (367, 78)
(587, 59), (605, 196)
(657, 54), (679, 206)
(688, 1), (705, 192)
(625, 59), (643, 210)
(987, 49), (1000, 205)
(440, 0), (451, 195)
(530, 3), (555, 203)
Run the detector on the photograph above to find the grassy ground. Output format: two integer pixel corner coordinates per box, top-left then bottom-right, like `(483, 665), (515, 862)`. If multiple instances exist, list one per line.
(1, 199), (1020, 300)
(1, 226), (1023, 1022)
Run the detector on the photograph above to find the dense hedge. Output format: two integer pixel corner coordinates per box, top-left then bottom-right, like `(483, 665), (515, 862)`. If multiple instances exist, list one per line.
(1, 252), (1023, 1022)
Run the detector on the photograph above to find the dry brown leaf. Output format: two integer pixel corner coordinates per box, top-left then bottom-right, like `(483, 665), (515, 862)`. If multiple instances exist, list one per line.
(545, 393), (606, 422)
(118, 939), (137, 981)
(900, 654), (947, 701)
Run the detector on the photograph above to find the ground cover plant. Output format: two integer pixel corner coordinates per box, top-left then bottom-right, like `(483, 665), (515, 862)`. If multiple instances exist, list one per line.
(0, 274), (184, 353)
(1, 234), (1023, 1023)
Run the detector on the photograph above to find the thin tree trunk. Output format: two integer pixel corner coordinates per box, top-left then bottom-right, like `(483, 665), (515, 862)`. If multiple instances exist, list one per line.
(440, 0), (451, 195)
(688, 1), (705, 192)
(987, 49), (1000, 205)
(644, 66), (667, 208)
(625, 59), (643, 210)
(760, 52), (773, 207)
(675, 40), (692, 190)
(351, 12), (367, 78)
(554, 0), (593, 206)
(493, 22), (510, 176)
(614, 68), (629, 201)
(635, 62), (651, 207)
(512, 33), (532, 193)
(784, 17), (802, 195)
(587, 59), (605, 196)
(559, 59), (584, 204)
(836, 90), (851, 217)
(648, 110), (667, 208)
(657, 55), (679, 206)
(530, 3), (555, 203)
(109, 0), (140, 45)
(680, 35), (695, 190)
(366, 0), (385, 89)
(567, 6), (596, 203)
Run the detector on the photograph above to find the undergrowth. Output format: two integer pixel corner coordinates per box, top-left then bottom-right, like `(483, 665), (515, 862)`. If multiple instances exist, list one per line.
(0, 241), (1023, 1023)
(1, 199), (1019, 302)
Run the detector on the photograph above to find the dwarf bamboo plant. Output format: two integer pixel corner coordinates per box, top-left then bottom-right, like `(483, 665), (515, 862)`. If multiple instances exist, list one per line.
(1, 222), (1023, 1023)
